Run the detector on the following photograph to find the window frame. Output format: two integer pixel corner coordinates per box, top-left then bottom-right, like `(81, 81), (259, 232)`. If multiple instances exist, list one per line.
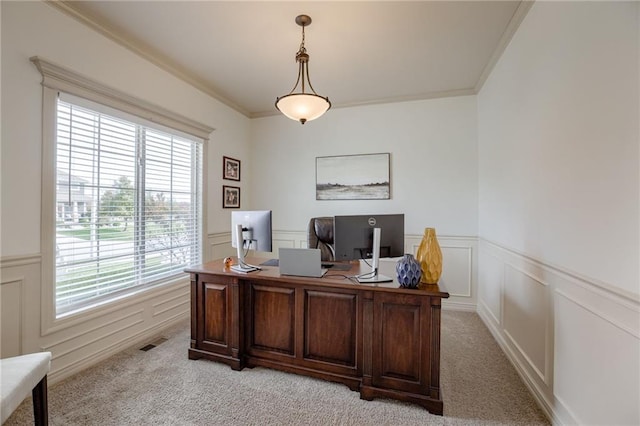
(33, 57), (213, 328)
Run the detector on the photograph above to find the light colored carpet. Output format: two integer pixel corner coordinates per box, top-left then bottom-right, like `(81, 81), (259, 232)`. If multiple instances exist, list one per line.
(5, 311), (549, 425)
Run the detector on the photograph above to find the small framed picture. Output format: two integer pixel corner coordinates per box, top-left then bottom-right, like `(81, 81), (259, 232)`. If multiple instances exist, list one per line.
(222, 185), (240, 209)
(223, 156), (240, 181)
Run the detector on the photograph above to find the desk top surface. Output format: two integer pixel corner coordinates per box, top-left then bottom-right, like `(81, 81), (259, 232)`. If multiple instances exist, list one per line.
(185, 257), (449, 298)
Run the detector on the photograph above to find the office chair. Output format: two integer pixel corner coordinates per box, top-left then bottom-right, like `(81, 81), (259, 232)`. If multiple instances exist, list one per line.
(307, 217), (335, 262)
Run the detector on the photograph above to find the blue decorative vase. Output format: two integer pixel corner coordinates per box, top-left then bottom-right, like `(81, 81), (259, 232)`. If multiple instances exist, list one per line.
(395, 254), (422, 288)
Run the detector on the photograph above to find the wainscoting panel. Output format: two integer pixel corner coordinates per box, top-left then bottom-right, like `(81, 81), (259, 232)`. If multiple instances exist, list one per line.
(272, 230), (306, 252)
(152, 290), (190, 318)
(553, 273), (640, 426)
(408, 235), (477, 311)
(440, 245), (473, 297)
(42, 310), (145, 371)
(477, 249), (503, 325)
(477, 239), (640, 425)
(503, 263), (549, 382)
(1, 255), (41, 359)
(1, 278), (23, 357)
(1, 254), (189, 384)
(206, 231), (307, 263)
(208, 232), (235, 262)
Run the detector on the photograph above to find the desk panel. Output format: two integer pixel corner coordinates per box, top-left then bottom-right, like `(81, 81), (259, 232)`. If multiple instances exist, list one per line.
(249, 283), (295, 356)
(304, 289), (357, 367)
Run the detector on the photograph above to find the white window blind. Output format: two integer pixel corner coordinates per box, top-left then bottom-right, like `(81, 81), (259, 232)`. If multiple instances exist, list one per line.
(55, 96), (203, 315)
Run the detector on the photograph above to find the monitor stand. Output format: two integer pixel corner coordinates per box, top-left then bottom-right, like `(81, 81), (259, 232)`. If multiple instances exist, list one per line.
(357, 272), (393, 284)
(230, 224), (260, 273)
(356, 228), (393, 283)
(230, 263), (260, 273)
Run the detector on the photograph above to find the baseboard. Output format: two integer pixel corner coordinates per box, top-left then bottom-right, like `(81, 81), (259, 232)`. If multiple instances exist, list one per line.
(442, 300), (476, 312)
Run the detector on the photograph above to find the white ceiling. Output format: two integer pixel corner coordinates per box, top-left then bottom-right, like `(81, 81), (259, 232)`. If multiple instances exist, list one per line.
(53, 1), (530, 119)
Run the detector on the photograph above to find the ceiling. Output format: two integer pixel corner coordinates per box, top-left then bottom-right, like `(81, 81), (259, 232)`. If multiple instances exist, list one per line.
(52, 1), (531, 119)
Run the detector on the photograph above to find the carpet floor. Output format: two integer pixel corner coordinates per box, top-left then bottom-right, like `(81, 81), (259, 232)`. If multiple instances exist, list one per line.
(5, 310), (549, 425)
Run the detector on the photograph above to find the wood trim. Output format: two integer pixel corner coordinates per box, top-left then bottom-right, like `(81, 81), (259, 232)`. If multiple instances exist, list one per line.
(31, 56), (215, 140)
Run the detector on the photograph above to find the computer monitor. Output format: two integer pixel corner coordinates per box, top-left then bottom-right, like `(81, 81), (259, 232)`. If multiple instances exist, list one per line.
(334, 214), (405, 283)
(333, 214), (405, 261)
(230, 210), (272, 272)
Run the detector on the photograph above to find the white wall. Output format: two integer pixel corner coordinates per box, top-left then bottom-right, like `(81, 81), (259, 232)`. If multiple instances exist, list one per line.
(0, 1), (250, 380)
(478, 1), (638, 295)
(247, 97), (480, 311)
(477, 2), (639, 425)
(250, 96), (478, 236)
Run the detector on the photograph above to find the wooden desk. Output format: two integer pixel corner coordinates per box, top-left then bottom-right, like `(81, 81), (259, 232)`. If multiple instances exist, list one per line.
(186, 257), (449, 415)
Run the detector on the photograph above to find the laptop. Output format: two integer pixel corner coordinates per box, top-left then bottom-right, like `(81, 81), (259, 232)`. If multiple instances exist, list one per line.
(279, 248), (328, 278)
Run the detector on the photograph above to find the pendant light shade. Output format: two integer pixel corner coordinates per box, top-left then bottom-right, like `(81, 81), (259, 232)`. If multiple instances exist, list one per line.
(275, 15), (331, 125)
(276, 94), (330, 123)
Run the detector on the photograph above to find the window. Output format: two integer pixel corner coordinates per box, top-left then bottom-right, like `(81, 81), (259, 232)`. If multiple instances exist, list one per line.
(33, 57), (212, 323)
(54, 95), (203, 315)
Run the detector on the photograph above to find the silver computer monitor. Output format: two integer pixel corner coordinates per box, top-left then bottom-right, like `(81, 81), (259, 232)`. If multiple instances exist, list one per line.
(229, 210), (272, 273)
(231, 210), (273, 252)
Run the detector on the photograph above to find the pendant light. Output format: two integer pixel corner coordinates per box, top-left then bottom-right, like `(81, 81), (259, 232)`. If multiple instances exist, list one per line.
(275, 15), (331, 125)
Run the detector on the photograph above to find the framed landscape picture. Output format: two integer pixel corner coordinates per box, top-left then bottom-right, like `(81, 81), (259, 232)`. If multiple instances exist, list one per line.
(222, 185), (240, 208)
(223, 156), (240, 181)
(316, 153), (390, 200)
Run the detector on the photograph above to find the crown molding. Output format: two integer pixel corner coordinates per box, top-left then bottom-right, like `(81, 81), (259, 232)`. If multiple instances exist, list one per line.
(250, 88), (478, 119)
(475, 0), (535, 93)
(45, 0), (251, 118)
(45, 0), (531, 121)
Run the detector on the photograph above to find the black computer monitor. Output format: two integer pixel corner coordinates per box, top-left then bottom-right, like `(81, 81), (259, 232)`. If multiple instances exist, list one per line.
(333, 214), (405, 261)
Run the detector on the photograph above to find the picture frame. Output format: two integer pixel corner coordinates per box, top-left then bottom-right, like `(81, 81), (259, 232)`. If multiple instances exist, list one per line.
(222, 185), (240, 208)
(316, 153), (391, 200)
(223, 156), (240, 181)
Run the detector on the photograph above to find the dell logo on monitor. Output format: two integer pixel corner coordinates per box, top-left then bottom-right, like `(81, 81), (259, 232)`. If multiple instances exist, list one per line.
(368, 217), (377, 227)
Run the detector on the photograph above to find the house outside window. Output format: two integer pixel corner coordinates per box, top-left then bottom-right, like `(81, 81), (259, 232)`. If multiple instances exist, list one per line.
(53, 96), (204, 316)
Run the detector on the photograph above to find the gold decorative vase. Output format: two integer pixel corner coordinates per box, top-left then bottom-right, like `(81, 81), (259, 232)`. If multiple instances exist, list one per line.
(416, 227), (442, 284)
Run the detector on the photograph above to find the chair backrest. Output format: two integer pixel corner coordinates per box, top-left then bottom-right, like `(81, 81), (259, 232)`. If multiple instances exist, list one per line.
(307, 217), (335, 261)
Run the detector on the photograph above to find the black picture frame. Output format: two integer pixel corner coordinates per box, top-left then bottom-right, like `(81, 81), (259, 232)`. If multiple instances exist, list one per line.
(222, 185), (240, 208)
(223, 156), (240, 181)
